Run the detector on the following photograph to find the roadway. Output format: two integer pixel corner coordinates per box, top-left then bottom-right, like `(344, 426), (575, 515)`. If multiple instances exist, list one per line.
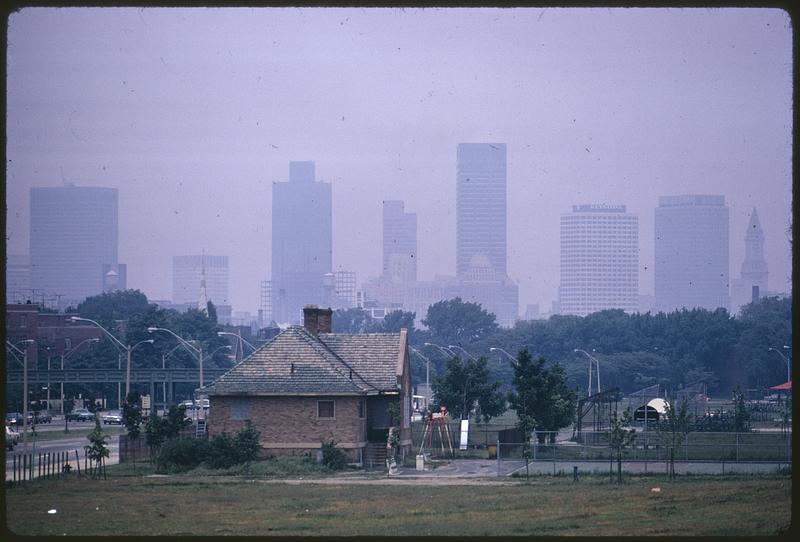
(6, 419), (120, 481)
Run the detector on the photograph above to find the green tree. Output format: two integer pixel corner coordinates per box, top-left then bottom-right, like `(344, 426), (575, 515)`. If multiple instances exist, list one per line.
(507, 350), (575, 444)
(657, 399), (691, 479)
(332, 308), (374, 333)
(732, 386), (751, 432)
(608, 409), (636, 484)
(432, 356), (505, 421)
(374, 310), (416, 336)
(122, 392), (143, 470)
(422, 298), (498, 346)
(86, 415), (110, 479)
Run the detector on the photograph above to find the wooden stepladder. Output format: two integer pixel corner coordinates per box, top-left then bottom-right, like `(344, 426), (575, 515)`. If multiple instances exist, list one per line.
(418, 406), (454, 457)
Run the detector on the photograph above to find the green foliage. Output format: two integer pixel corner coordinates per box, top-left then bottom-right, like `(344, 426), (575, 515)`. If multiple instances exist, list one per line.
(320, 440), (347, 470)
(206, 422), (262, 469)
(233, 420), (261, 463)
(422, 298), (498, 346)
(86, 415), (110, 477)
(386, 401), (401, 426)
(432, 355), (505, 421)
(157, 438), (210, 473)
(375, 310), (416, 337)
(657, 399), (692, 479)
(145, 405), (191, 462)
(122, 392), (143, 440)
(732, 386), (751, 432)
(333, 308), (374, 333)
(77, 289), (151, 326)
(508, 350), (575, 443)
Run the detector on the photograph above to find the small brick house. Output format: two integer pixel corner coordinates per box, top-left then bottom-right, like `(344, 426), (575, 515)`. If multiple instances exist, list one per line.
(199, 306), (412, 465)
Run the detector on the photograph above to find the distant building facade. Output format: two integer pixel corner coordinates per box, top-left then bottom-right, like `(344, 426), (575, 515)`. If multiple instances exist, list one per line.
(456, 143), (507, 278)
(559, 204), (639, 316)
(102, 263), (127, 293)
(30, 185), (118, 308)
(654, 195), (730, 312)
(6, 254), (31, 303)
(731, 208), (770, 314)
(382, 200), (417, 282)
(271, 161), (332, 324)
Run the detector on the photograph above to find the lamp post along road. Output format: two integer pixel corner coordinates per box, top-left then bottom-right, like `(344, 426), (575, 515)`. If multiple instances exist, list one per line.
(768, 346), (792, 384)
(148, 327), (205, 417)
(218, 331), (257, 362)
(409, 346), (432, 408)
(574, 348), (601, 396)
(60, 337), (100, 415)
(448, 345), (477, 361)
(490, 347), (517, 362)
(7, 340), (35, 453)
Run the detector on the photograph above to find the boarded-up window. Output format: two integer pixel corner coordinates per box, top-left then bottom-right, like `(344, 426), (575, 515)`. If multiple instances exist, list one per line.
(358, 399), (365, 419)
(232, 398), (250, 420)
(317, 400), (335, 418)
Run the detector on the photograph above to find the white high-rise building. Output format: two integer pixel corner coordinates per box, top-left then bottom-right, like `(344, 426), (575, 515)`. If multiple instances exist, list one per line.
(731, 207), (769, 314)
(559, 204), (639, 316)
(172, 255), (229, 307)
(655, 195), (730, 312)
(30, 184), (118, 308)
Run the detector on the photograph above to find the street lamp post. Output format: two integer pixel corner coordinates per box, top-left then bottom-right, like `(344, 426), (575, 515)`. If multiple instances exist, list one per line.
(423, 342), (457, 358)
(448, 345), (477, 361)
(7, 340), (35, 453)
(768, 346), (792, 384)
(489, 347), (517, 362)
(217, 331), (257, 362)
(409, 346), (432, 409)
(148, 327), (204, 416)
(60, 337), (100, 415)
(69, 316), (132, 403)
(574, 348), (601, 397)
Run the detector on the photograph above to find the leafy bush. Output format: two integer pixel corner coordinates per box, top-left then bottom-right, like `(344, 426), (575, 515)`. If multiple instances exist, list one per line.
(320, 440), (346, 470)
(156, 438), (210, 473)
(207, 433), (237, 469)
(234, 421), (261, 463)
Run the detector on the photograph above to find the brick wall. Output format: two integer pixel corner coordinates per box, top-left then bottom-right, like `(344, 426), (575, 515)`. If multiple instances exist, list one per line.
(208, 395), (367, 461)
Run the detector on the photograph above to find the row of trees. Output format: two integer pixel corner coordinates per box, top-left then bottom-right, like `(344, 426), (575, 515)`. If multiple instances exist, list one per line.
(335, 295), (792, 396)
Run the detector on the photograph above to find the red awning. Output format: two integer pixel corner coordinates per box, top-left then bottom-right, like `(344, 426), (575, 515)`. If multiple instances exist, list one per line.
(769, 380), (792, 391)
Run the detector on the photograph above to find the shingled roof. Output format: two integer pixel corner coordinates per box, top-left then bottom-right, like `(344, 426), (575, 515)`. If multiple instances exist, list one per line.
(199, 326), (405, 396)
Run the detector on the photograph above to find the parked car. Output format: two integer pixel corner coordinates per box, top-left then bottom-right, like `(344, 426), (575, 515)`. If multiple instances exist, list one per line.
(66, 408), (95, 422)
(5, 412), (23, 426)
(34, 410), (53, 424)
(101, 410), (124, 425)
(6, 425), (20, 450)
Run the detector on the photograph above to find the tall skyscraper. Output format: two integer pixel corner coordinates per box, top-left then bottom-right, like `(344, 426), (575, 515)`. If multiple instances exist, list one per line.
(654, 195), (730, 312)
(559, 204), (639, 316)
(172, 255), (229, 307)
(456, 143), (507, 278)
(382, 200), (417, 282)
(731, 208), (769, 314)
(271, 161), (332, 324)
(30, 185), (118, 307)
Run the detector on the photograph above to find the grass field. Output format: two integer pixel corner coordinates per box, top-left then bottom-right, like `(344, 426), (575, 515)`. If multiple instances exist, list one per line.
(5, 467), (791, 536)
(18, 426), (126, 443)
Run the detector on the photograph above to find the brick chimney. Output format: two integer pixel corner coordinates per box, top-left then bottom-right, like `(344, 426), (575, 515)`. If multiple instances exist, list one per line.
(303, 305), (333, 336)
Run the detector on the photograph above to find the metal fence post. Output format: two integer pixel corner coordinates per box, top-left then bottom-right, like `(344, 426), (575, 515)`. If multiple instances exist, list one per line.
(736, 432), (739, 462)
(496, 438), (501, 477)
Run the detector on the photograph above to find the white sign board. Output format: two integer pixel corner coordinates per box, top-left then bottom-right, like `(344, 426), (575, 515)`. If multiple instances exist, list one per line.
(459, 419), (469, 450)
(141, 395), (151, 410)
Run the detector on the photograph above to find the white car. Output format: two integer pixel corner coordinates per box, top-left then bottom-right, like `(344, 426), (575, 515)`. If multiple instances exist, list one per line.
(6, 425), (20, 450)
(101, 410), (124, 425)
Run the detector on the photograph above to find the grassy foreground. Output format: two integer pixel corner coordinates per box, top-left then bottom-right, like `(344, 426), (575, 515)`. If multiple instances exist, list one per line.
(5, 469), (791, 536)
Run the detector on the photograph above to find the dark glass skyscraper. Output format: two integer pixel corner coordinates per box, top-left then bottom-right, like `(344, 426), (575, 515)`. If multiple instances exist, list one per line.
(271, 161), (332, 324)
(456, 143), (507, 278)
(30, 184), (118, 307)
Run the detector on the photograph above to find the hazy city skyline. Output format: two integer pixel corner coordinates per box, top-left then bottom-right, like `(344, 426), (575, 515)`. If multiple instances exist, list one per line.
(6, 7), (793, 316)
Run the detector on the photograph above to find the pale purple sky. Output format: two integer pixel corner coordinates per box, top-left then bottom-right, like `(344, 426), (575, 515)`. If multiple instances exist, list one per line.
(5, 7), (793, 315)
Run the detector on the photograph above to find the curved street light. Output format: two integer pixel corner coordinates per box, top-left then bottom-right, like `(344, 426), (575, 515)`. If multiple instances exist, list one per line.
(218, 331), (257, 361)
(148, 327), (204, 387)
(409, 346), (433, 406)
(489, 347), (516, 362)
(768, 346), (792, 384)
(60, 337), (100, 415)
(448, 345), (477, 361)
(423, 342), (457, 358)
(574, 348), (601, 396)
